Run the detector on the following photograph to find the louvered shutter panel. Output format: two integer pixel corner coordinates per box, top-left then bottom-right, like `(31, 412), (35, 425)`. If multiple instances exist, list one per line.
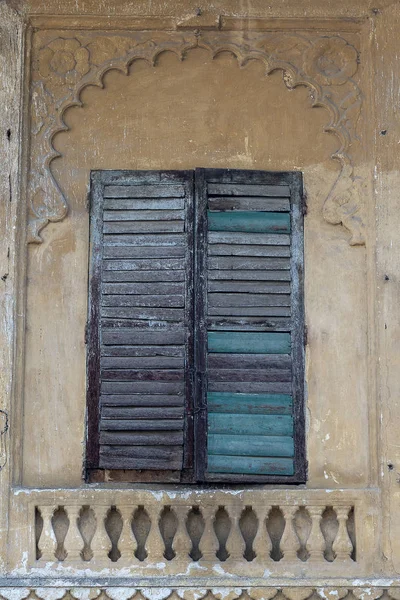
(195, 169), (305, 483)
(86, 171), (194, 476)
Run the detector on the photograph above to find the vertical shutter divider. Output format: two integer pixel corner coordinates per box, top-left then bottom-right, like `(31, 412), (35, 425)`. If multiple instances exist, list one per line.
(194, 168), (208, 482)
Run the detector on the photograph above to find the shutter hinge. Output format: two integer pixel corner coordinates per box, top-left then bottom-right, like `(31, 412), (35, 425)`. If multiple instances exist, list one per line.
(84, 322), (89, 344)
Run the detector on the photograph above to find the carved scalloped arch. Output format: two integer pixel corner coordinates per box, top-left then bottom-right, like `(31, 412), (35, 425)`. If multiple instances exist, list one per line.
(28, 32), (365, 244)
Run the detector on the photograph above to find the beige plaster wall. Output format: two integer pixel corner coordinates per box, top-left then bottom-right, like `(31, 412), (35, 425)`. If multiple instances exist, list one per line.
(23, 46), (370, 488)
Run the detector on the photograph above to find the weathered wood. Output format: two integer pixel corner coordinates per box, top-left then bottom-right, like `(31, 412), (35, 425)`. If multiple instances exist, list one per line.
(208, 306), (291, 317)
(100, 419), (184, 431)
(103, 209), (185, 221)
(208, 316), (291, 331)
(208, 211), (290, 233)
(104, 233), (185, 246)
(102, 270), (185, 282)
(104, 198), (185, 210)
(102, 294), (184, 307)
(208, 281), (291, 294)
(104, 184), (185, 198)
(208, 331), (291, 354)
(208, 293), (291, 307)
(101, 307), (185, 320)
(103, 258), (184, 271)
(208, 434), (294, 456)
(209, 368), (291, 382)
(208, 354), (291, 370)
(208, 196), (290, 211)
(100, 445), (184, 459)
(103, 220), (184, 234)
(101, 355), (184, 369)
(102, 381), (184, 394)
(101, 406), (183, 419)
(103, 245), (185, 258)
(208, 244), (291, 258)
(207, 391), (292, 414)
(208, 232), (290, 246)
(102, 345), (184, 357)
(100, 456), (183, 470)
(207, 183), (291, 197)
(100, 431), (184, 445)
(103, 282), (184, 295)
(209, 381), (292, 393)
(101, 369), (184, 381)
(208, 413), (293, 436)
(102, 329), (185, 345)
(207, 455), (294, 476)
(208, 269), (290, 280)
(208, 256), (290, 270)
(100, 394), (184, 406)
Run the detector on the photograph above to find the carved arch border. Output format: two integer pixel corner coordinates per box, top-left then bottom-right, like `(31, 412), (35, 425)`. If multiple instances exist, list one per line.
(28, 29), (365, 245)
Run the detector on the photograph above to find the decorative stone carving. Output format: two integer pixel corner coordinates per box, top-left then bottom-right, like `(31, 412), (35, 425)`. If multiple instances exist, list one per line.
(28, 29), (364, 244)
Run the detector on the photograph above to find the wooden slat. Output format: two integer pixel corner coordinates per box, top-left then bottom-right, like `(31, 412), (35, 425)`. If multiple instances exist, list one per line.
(208, 354), (291, 370)
(208, 293), (291, 307)
(103, 209), (184, 221)
(208, 381), (292, 393)
(101, 369), (184, 381)
(208, 269), (289, 280)
(104, 234), (185, 246)
(208, 281), (290, 294)
(207, 455), (294, 475)
(208, 434), (294, 456)
(103, 221), (184, 234)
(103, 258), (184, 271)
(104, 184), (185, 198)
(100, 394), (184, 407)
(207, 392), (292, 414)
(102, 294), (184, 307)
(100, 445), (183, 459)
(101, 381), (184, 394)
(208, 244), (290, 258)
(103, 282), (184, 295)
(208, 413), (293, 436)
(100, 419), (184, 431)
(208, 211), (290, 234)
(208, 196), (290, 212)
(101, 355), (184, 369)
(102, 329), (185, 345)
(207, 183), (291, 197)
(209, 368), (291, 382)
(100, 430), (184, 445)
(103, 245), (185, 258)
(101, 406), (183, 419)
(104, 198), (185, 210)
(208, 306), (291, 317)
(208, 317), (291, 331)
(100, 456), (183, 470)
(101, 307), (185, 320)
(208, 232), (290, 245)
(208, 256), (290, 270)
(102, 270), (185, 282)
(102, 345), (184, 357)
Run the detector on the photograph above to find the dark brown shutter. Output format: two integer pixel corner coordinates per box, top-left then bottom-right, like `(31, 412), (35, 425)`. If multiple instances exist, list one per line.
(86, 171), (194, 476)
(194, 169), (305, 484)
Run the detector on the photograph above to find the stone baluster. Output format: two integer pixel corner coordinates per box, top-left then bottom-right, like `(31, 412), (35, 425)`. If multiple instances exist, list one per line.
(118, 505), (136, 563)
(306, 506), (325, 563)
(199, 505), (219, 562)
(145, 505), (165, 563)
(172, 506), (192, 563)
(38, 505), (57, 562)
(225, 504), (246, 562)
(253, 505), (272, 562)
(280, 505), (300, 561)
(91, 505), (111, 562)
(64, 505), (83, 562)
(332, 506), (353, 562)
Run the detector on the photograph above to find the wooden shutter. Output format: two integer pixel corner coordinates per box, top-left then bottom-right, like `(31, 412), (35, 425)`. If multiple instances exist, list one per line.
(86, 171), (194, 479)
(195, 169), (305, 484)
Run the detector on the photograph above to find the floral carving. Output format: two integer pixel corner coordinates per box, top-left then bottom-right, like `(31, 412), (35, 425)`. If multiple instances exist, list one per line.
(304, 36), (358, 86)
(27, 30), (365, 245)
(37, 37), (90, 89)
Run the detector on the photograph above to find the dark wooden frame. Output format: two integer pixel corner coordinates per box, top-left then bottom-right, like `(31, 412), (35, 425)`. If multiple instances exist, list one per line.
(194, 169), (306, 485)
(86, 168), (306, 485)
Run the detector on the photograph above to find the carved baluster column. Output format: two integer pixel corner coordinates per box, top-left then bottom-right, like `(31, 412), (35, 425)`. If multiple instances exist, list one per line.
(172, 506), (192, 565)
(225, 503), (246, 563)
(118, 505), (136, 563)
(38, 505), (57, 562)
(253, 505), (272, 563)
(64, 505), (83, 562)
(306, 506), (325, 563)
(91, 505), (111, 562)
(280, 506), (300, 562)
(332, 506), (353, 562)
(145, 505), (165, 563)
(199, 505), (219, 562)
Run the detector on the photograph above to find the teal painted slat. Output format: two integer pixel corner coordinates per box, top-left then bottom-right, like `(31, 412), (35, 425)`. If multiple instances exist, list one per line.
(208, 331), (291, 354)
(208, 434), (294, 457)
(207, 455), (294, 475)
(208, 211), (290, 234)
(208, 392), (292, 414)
(208, 413), (293, 436)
